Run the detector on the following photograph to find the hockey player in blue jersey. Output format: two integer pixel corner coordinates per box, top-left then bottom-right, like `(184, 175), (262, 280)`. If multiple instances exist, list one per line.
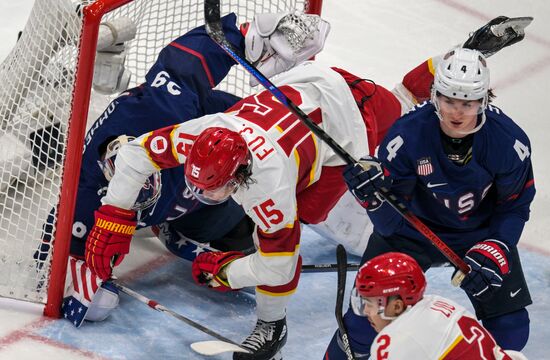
(326, 47), (535, 359)
(44, 11), (330, 328)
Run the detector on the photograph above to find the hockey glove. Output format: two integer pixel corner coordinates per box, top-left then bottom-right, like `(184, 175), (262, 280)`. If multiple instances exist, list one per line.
(342, 156), (391, 211)
(460, 239), (511, 302)
(192, 251), (244, 292)
(242, 11), (330, 86)
(85, 204), (136, 280)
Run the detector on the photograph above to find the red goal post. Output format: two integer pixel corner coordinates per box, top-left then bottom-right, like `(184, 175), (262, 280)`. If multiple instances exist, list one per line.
(0, 0), (322, 318)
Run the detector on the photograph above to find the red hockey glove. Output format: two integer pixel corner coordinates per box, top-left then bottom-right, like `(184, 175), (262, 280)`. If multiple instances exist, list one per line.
(192, 251), (244, 292)
(85, 204), (136, 280)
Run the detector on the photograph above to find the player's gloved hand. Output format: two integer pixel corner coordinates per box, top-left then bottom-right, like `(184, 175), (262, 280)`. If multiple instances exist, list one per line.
(343, 156), (391, 210)
(460, 239), (511, 302)
(242, 11), (330, 86)
(192, 251), (244, 292)
(85, 204), (136, 280)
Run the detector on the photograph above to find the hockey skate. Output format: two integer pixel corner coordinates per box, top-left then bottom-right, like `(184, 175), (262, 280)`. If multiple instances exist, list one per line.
(463, 16), (533, 57)
(233, 317), (287, 360)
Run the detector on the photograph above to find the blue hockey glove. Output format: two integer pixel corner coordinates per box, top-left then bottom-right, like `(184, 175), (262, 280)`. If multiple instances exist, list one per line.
(343, 156), (391, 210)
(460, 239), (511, 302)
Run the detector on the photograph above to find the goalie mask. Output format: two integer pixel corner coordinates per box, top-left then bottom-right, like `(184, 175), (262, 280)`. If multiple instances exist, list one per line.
(98, 135), (162, 211)
(351, 252), (426, 320)
(431, 48), (490, 134)
(184, 127), (251, 205)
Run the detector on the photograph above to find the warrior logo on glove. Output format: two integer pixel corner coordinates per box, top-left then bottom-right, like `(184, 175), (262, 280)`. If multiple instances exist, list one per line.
(85, 204), (137, 280)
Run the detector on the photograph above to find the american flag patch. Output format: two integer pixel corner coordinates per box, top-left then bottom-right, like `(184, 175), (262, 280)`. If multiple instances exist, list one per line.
(417, 157), (434, 176)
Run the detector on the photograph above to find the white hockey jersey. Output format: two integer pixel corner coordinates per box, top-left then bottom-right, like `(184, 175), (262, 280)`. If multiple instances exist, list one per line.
(103, 62), (370, 289)
(371, 295), (522, 360)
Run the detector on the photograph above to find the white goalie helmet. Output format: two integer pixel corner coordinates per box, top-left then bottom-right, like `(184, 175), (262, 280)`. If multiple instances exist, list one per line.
(98, 135), (162, 211)
(431, 47), (490, 134)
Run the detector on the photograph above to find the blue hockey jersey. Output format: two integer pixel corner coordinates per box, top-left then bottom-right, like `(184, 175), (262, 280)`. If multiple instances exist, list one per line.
(369, 101), (535, 250)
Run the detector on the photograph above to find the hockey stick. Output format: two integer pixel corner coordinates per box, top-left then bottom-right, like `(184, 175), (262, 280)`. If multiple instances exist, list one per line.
(203, 0), (470, 284)
(184, 236), (360, 273)
(113, 282), (250, 355)
(303, 262), (359, 273)
(336, 245), (355, 360)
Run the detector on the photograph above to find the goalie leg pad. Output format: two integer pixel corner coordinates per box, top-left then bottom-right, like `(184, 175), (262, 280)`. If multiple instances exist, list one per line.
(62, 257), (118, 327)
(85, 282), (120, 322)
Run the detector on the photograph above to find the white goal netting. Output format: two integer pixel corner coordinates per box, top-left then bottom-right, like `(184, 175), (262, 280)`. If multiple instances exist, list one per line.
(0, 0), (315, 307)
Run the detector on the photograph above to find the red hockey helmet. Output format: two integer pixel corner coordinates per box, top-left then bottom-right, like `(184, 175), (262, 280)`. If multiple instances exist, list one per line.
(355, 252), (426, 307)
(185, 127), (250, 205)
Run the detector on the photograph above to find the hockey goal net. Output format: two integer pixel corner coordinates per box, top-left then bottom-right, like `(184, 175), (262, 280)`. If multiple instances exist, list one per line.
(0, 0), (322, 317)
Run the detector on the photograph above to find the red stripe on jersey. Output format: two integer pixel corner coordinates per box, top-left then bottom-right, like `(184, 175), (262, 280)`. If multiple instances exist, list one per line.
(257, 220), (301, 254)
(257, 256), (302, 295)
(143, 126), (181, 169)
(169, 42), (215, 87)
(506, 178), (535, 202)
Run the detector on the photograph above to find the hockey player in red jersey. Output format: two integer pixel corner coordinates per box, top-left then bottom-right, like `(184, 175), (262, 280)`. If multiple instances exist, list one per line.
(349, 252), (527, 360)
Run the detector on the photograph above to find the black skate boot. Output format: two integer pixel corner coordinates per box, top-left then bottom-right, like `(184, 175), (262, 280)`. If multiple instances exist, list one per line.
(463, 16), (533, 57)
(233, 317), (287, 360)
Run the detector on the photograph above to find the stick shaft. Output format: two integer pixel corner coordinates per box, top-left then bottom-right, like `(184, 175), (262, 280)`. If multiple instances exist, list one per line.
(114, 282), (244, 347)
